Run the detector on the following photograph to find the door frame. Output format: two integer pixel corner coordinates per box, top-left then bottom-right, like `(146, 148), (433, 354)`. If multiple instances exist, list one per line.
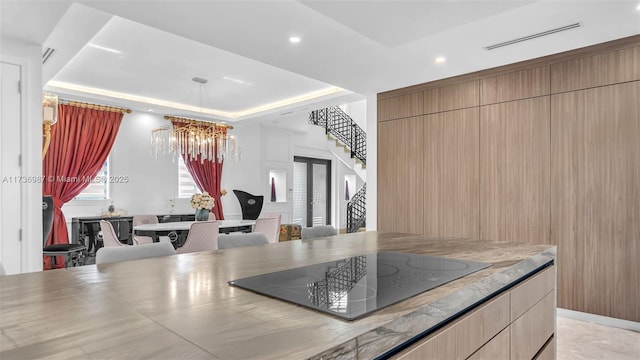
(293, 156), (331, 227)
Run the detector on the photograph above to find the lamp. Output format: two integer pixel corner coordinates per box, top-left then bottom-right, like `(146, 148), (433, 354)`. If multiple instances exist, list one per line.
(150, 77), (240, 163)
(42, 92), (58, 158)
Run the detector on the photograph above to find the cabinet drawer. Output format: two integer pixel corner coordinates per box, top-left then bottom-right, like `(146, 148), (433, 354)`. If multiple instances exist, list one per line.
(511, 266), (555, 321)
(534, 337), (555, 360)
(510, 291), (555, 360)
(393, 292), (509, 360)
(467, 327), (510, 360)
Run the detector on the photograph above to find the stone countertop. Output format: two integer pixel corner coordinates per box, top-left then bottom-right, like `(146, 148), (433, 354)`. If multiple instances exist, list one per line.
(0, 232), (555, 359)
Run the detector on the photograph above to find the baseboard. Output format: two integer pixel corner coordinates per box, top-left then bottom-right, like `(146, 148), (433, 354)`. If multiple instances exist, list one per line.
(557, 308), (640, 332)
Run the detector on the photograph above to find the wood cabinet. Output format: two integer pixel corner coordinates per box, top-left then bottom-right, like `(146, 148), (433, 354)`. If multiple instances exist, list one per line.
(480, 66), (550, 105)
(377, 35), (640, 322)
(378, 92), (423, 122)
(377, 117), (424, 234)
(393, 266), (556, 360)
(423, 108), (479, 238)
(550, 45), (640, 93)
(551, 81), (640, 321)
(479, 97), (550, 244)
(467, 327), (510, 360)
(510, 291), (555, 359)
(535, 339), (555, 360)
(424, 80), (479, 114)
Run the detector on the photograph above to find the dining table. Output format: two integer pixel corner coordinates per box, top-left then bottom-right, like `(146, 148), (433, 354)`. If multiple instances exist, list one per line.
(134, 219), (256, 243)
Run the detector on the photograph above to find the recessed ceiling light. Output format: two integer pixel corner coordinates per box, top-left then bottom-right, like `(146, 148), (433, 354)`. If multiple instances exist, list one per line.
(146, 108), (154, 112)
(636, 3), (640, 10)
(289, 36), (301, 44)
(434, 56), (446, 64)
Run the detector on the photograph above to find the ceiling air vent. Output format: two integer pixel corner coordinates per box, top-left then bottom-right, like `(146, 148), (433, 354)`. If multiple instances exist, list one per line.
(42, 47), (55, 64)
(484, 22), (582, 50)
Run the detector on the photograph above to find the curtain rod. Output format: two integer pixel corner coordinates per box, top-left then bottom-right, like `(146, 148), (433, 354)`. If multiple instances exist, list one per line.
(60, 99), (132, 114)
(164, 115), (234, 130)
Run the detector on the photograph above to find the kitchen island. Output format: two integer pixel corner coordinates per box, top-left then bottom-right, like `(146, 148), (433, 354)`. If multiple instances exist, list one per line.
(0, 232), (555, 359)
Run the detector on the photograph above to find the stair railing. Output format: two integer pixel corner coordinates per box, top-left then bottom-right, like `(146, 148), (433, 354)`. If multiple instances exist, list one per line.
(309, 107), (366, 165)
(346, 183), (366, 233)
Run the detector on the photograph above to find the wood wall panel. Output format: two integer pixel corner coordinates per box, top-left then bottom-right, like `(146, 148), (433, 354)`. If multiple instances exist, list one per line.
(551, 81), (640, 322)
(480, 65), (550, 105)
(423, 80), (479, 114)
(480, 97), (550, 244)
(377, 92), (423, 122)
(550, 45), (640, 93)
(377, 36), (640, 322)
(377, 117), (424, 234)
(423, 108), (479, 238)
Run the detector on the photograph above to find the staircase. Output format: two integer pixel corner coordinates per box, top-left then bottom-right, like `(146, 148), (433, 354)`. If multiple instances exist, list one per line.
(347, 183), (366, 233)
(309, 107), (366, 165)
(309, 106), (366, 233)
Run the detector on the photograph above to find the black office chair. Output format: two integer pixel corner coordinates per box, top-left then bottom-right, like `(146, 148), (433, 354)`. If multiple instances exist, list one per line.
(42, 196), (86, 269)
(233, 190), (264, 220)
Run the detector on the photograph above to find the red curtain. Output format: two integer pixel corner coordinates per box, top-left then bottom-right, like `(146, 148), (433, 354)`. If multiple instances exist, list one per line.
(182, 153), (225, 220)
(42, 104), (124, 269)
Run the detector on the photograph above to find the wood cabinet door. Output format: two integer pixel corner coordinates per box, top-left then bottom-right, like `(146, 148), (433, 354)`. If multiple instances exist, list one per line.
(423, 108), (479, 238)
(480, 97), (550, 244)
(551, 81), (640, 321)
(378, 117), (424, 234)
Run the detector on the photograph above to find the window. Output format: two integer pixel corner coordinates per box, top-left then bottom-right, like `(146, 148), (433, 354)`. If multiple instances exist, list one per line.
(178, 157), (199, 198)
(75, 160), (110, 200)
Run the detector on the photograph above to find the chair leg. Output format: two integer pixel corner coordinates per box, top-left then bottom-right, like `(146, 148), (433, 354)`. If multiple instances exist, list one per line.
(74, 251), (86, 266)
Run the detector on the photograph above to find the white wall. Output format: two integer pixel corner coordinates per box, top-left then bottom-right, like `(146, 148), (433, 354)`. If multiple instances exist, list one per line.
(365, 94), (377, 231)
(341, 99), (367, 131)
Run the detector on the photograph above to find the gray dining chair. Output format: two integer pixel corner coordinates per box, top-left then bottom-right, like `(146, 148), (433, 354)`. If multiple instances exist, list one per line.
(132, 215), (158, 245)
(96, 242), (176, 264)
(301, 225), (338, 240)
(218, 233), (268, 249)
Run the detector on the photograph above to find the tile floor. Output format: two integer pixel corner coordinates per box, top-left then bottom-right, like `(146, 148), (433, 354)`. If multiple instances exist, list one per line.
(557, 315), (640, 359)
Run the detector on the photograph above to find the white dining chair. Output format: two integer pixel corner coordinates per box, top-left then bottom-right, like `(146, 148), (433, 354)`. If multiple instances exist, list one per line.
(176, 221), (219, 254)
(132, 215), (158, 245)
(100, 220), (128, 247)
(254, 217), (280, 244)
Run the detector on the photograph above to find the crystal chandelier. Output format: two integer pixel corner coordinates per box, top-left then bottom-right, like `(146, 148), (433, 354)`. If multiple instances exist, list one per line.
(151, 117), (239, 163)
(150, 77), (240, 163)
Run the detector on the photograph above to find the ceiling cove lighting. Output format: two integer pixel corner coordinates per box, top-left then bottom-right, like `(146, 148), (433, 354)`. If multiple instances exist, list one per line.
(46, 80), (344, 120)
(289, 36), (301, 43)
(87, 43), (123, 54)
(223, 76), (250, 84)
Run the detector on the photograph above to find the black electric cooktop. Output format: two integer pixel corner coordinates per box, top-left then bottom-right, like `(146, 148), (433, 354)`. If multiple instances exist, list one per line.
(229, 252), (491, 320)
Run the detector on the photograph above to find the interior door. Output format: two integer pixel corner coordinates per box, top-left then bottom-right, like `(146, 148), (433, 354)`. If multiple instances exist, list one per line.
(0, 62), (23, 274)
(293, 156), (331, 227)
